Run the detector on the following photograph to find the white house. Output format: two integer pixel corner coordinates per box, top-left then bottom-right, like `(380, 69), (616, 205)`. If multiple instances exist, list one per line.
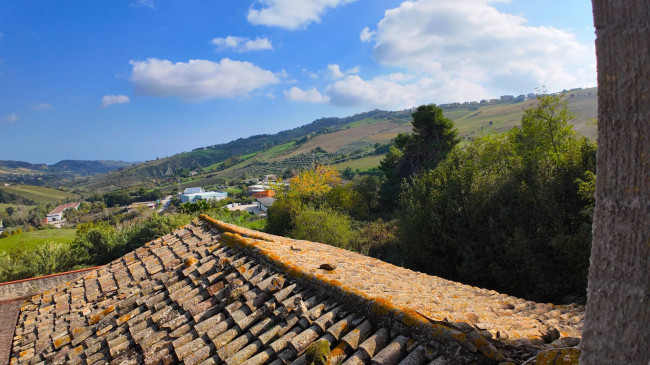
(256, 197), (276, 214)
(180, 187), (227, 203)
(46, 203), (80, 223)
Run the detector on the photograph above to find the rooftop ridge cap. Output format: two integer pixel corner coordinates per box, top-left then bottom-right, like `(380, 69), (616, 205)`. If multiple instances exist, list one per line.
(199, 214), (508, 361)
(0, 266), (104, 287)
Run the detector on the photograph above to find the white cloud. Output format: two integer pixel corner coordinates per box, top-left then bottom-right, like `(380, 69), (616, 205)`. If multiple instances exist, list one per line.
(284, 87), (329, 103)
(325, 73), (488, 109)
(359, 26), (375, 42)
(247, 0), (358, 30)
(326, 64), (360, 79)
(2, 114), (18, 124)
(101, 95), (130, 108)
(32, 103), (52, 111)
(327, 64), (344, 79)
(129, 58), (279, 101)
(370, 0), (595, 94)
(345, 65), (360, 74)
(211, 36), (273, 52)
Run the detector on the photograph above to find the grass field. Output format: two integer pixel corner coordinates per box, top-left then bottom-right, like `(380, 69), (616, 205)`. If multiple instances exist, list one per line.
(0, 185), (79, 204)
(0, 203), (36, 210)
(274, 121), (401, 160)
(330, 155), (386, 171)
(0, 229), (77, 253)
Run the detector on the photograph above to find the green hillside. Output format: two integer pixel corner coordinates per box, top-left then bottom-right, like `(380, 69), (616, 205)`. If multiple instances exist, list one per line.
(0, 229), (77, 253)
(71, 88), (597, 191)
(0, 185), (79, 204)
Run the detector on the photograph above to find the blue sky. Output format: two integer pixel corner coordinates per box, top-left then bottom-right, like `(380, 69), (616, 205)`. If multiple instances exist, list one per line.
(0, 0), (596, 164)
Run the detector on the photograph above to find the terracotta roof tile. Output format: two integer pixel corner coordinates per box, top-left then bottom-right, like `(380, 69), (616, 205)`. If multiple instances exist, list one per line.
(7, 215), (584, 364)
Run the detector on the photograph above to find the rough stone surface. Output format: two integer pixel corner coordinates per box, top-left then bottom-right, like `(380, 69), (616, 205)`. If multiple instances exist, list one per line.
(6, 216), (585, 364)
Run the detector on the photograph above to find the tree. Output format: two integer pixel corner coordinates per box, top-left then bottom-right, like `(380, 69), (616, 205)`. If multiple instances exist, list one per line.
(288, 208), (355, 249)
(5, 206), (14, 216)
(579, 2), (649, 363)
(397, 95), (597, 302)
(380, 105), (459, 204)
(266, 165), (341, 236)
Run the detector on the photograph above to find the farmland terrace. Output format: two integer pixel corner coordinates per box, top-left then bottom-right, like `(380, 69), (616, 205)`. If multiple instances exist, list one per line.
(6, 215), (583, 364)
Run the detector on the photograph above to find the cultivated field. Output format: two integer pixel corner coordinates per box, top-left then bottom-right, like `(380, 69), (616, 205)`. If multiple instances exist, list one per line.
(0, 229), (77, 253)
(273, 121), (403, 160)
(330, 155), (385, 171)
(0, 185), (79, 204)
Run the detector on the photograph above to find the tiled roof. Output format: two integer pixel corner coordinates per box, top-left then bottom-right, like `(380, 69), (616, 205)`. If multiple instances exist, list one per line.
(9, 215), (584, 364)
(256, 197), (276, 207)
(183, 188), (206, 194)
(47, 203), (79, 216)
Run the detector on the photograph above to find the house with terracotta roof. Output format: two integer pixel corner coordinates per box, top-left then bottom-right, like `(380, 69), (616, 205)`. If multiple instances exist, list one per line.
(252, 189), (275, 199)
(45, 202), (79, 224)
(4, 215), (584, 364)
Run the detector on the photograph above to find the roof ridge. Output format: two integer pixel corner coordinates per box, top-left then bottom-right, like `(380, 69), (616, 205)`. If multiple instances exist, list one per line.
(198, 214), (583, 361)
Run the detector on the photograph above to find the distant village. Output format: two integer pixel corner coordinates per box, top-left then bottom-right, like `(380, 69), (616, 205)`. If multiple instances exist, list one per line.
(35, 174), (283, 230)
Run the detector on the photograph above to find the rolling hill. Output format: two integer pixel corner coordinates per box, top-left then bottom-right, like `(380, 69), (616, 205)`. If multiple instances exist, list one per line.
(70, 88), (597, 193)
(0, 185), (79, 204)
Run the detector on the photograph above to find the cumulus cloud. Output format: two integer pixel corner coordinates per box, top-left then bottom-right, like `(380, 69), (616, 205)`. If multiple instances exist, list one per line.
(327, 64), (345, 79)
(129, 58), (279, 101)
(101, 95), (130, 108)
(284, 87), (329, 103)
(211, 36), (273, 52)
(369, 0), (596, 94)
(32, 103), (52, 111)
(327, 64), (360, 79)
(359, 27), (375, 42)
(247, 0), (358, 30)
(322, 73), (488, 109)
(2, 114), (18, 124)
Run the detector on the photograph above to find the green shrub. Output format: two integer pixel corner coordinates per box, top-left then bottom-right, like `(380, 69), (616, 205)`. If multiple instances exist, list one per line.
(289, 208), (355, 248)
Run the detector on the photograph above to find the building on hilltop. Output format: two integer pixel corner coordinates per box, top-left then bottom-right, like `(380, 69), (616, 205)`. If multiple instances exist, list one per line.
(180, 187), (227, 203)
(45, 202), (79, 226)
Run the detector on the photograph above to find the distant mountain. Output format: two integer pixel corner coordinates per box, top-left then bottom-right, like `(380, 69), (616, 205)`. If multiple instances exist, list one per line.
(51, 160), (134, 174)
(0, 160), (135, 186)
(69, 87), (598, 193)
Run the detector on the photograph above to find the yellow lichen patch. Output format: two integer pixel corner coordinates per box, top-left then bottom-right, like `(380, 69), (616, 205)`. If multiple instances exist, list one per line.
(535, 348), (580, 365)
(473, 336), (505, 361)
(72, 346), (84, 355)
(184, 257), (198, 268)
(88, 315), (102, 325)
(53, 335), (71, 348)
(72, 327), (85, 335)
(327, 342), (347, 364)
(117, 313), (132, 325)
(400, 308), (431, 328)
(372, 298), (396, 316)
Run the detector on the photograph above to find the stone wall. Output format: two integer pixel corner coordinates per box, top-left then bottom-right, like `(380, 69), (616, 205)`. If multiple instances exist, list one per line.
(0, 267), (101, 301)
